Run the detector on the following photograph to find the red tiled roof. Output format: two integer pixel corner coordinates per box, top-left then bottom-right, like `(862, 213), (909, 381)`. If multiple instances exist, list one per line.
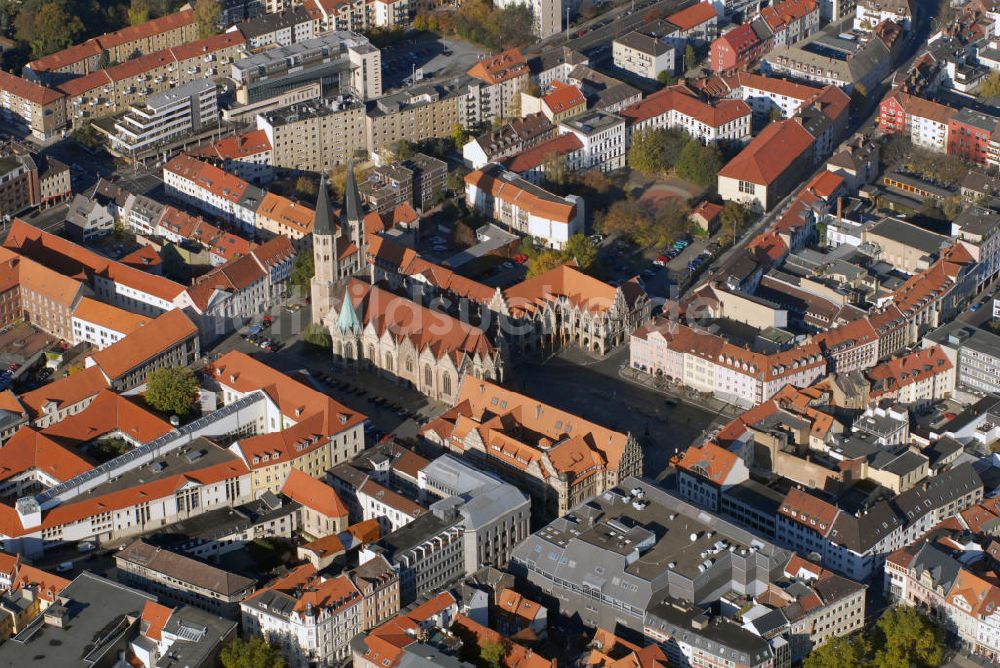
(0, 70), (64, 105)
(282, 469), (349, 518)
(28, 9), (195, 72)
(257, 192), (315, 236)
(542, 81), (586, 114)
(86, 309), (197, 382)
(882, 91), (957, 125)
(164, 154), (254, 205)
(211, 351), (364, 436)
(667, 1), (717, 30)
(806, 170), (845, 199)
(190, 129), (272, 160)
(119, 245), (162, 271)
(465, 168), (576, 224)
(718, 120), (814, 185)
(868, 345), (952, 398)
(620, 84), (751, 128)
(501, 133), (583, 173)
(675, 442), (742, 484)
(245, 563), (360, 615)
(41, 389), (172, 446)
(779, 487), (838, 536)
(5, 218), (186, 302)
(72, 297), (150, 336)
(19, 366), (110, 420)
(141, 600), (174, 641)
(467, 48), (528, 85)
(0, 427), (93, 484)
(690, 201), (723, 224)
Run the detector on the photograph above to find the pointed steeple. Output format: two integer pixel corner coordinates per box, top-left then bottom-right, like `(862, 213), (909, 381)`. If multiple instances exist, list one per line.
(336, 286), (361, 334)
(342, 160), (363, 229)
(314, 174), (336, 236)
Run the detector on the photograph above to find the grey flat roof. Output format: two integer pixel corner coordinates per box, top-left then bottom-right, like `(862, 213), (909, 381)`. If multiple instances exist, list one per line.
(144, 78), (215, 110)
(0, 572), (154, 667)
(615, 31), (674, 56)
(868, 217), (949, 254)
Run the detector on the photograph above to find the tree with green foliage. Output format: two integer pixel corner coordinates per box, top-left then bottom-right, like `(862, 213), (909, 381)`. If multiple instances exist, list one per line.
(657, 128), (694, 170)
(144, 367), (199, 418)
(597, 198), (681, 248)
(872, 606), (945, 668)
(941, 196), (963, 221)
(451, 123), (469, 150)
(442, 0), (534, 50)
(290, 251), (314, 294)
(563, 233), (598, 272)
(71, 124), (101, 150)
(676, 139), (723, 188)
(127, 0), (149, 25)
(628, 128), (671, 175)
(17, 2), (84, 58)
(479, 640), (507, 668)
(194, 0), (220, 38)
(446, 169), (466, 194)
(657, 70), (678, 85)
(542, 152), (571, 191)
(527, 249), (565, 278)
(394, 139), (416, 161)
(719, 201), (749, 244)
(685, 44), (697, 70)
(219, 636), (287, 668)
(982, 71), (1000, 99)
(803, 634), (869, 668)
(294, 175), (317, 199)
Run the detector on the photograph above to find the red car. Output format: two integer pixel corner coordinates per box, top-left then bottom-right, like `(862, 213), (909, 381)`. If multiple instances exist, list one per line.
(262, 316), (273, 326)
(513, 254), (528, 264)
(654, 256), (669, 266)
(6, 363), (19, 372)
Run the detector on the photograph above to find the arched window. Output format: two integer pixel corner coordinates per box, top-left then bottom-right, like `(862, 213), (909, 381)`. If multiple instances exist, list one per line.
(441, 373), (452, 396)
(384, 352), (393, 372)
(424, 365), (433, 387)
(405, 357), (414, 372)
(367, 345), (375, 360)
(344, 342), (353, 358)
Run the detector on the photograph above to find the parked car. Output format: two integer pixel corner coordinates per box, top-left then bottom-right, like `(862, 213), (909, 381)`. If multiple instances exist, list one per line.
(654, 256), (669, 267)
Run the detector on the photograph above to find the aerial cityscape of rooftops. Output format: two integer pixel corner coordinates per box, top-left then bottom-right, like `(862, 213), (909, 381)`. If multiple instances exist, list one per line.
(1, 0), (1000, 664)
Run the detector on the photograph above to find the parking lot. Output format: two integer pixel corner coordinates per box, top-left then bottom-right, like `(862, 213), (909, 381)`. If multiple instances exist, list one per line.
(380, 33), (487, 90)
(0, 323), (64, 390)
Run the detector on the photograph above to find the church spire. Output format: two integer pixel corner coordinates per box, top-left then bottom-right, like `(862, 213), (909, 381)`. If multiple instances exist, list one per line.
(313, 173), (336, 236)
(336, 286), (361, 334)
(342, 160), (363, 232)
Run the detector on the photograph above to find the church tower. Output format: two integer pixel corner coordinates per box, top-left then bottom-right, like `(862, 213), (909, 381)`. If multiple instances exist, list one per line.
(342, 160), (364, 250)
(310, 174), (337, 325)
